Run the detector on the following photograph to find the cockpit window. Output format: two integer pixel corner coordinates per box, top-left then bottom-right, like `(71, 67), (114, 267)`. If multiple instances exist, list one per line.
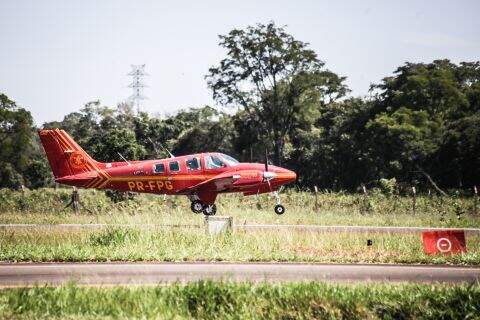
(219, 153), (239, 166)
(205, 155), (226, 169)
(186, 157), (201, 170)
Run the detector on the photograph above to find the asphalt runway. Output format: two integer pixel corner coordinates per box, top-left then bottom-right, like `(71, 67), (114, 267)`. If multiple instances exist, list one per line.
(0, 263), (479, 287)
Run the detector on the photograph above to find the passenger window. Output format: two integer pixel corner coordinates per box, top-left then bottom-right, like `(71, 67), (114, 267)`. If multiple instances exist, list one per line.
(205, 155), (226, 169)
(169, 161), (180, 172)
(153, 163), (165, 174)
(186, 157), (201, 170)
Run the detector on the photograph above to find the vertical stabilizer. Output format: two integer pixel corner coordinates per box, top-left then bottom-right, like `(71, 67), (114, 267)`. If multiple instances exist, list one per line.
(38, 129), (100, 178)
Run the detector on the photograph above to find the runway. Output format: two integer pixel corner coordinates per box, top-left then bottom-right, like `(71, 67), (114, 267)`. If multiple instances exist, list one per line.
(0, 263), (479, 287)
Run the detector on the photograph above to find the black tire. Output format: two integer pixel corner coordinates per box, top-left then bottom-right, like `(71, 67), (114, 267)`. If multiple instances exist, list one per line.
(203, 204), (217, 216)
(274, 204), (285, 215)
(191, 200), (203, 214)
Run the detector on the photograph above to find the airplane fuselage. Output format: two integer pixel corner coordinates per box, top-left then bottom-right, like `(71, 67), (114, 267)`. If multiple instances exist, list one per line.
(58, 153), (296, 197)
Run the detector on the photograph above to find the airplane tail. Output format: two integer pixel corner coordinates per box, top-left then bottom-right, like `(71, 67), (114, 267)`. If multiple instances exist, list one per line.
(38, 129), (102, 179)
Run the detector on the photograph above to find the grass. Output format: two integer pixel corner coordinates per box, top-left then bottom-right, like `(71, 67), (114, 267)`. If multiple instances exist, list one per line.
(1, 227), (479, 264)
(1, 281), (479, 319)
(0, 188), (479, 228)
(1, 188), (479, 264)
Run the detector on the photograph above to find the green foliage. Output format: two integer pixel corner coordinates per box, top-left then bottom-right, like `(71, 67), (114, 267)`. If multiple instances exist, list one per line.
(1, 282), (479, 319)
(368, 60), (480, 188)
(0, 94), (35, 189)
(22, 154), (53, 188)
(89, 228), (140, 247)
(378, 178), (398, 196)
(104, 189), (136, 203)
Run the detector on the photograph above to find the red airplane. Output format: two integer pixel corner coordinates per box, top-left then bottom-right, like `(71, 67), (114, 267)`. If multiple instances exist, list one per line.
(39, 129), (297, 215)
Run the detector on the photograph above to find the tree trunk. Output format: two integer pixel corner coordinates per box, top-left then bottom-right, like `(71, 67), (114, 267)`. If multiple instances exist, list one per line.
(273, 137), (284, 166)
(415, 166), (447, 196)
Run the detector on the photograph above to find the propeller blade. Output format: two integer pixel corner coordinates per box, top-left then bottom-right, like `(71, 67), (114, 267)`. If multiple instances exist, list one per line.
(264, 148), (269, 172)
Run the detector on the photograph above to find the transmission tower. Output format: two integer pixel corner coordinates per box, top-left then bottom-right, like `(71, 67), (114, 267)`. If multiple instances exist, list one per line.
(127, 64), (148, 113)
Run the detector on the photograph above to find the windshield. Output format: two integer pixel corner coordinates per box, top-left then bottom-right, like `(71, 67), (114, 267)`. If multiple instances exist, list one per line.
(205, 155), (225, 169)
(219, 153), (239, 166)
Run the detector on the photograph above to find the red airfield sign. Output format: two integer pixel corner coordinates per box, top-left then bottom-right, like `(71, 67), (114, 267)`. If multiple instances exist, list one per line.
(422, 230), (467, 255)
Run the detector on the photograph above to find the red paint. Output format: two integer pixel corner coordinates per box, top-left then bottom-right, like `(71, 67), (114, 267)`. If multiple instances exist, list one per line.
(422, 230), (467, 255)
(39, 129), (297, 210)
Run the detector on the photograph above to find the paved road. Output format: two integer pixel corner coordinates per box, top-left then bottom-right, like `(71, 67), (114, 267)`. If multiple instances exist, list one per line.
(0, 263), (478, 287)
(1, 223), (479, 235)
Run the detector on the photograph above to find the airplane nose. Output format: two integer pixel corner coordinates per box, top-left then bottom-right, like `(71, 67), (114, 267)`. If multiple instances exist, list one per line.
(275, 168), (296, 183)
(286, 169), (297, 182)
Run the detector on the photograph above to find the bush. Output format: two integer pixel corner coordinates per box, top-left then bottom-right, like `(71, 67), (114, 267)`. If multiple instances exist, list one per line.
(378, 178), (398, 196)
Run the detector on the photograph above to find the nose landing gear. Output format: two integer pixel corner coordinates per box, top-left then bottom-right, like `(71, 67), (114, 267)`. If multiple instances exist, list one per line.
(273, 191), (285, 215)
(274, 204), (285, 215)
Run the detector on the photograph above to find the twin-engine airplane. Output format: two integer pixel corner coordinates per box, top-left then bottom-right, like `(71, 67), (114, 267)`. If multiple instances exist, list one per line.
(39, 129), (297, 215)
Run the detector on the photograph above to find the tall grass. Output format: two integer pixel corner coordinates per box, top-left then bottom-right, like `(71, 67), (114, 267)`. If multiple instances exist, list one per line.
(1, 282), (479, 319)
(0, 188), (478, 227)
(1, 227), (479, 264)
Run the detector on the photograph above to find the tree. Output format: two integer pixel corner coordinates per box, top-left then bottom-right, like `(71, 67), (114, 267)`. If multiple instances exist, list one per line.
(206, 22), (348, 165)
(288, 98), (375, 189)
(0, 94), (34, 188)
(366, 107), (442, 181)
(369, 60), (480, 188)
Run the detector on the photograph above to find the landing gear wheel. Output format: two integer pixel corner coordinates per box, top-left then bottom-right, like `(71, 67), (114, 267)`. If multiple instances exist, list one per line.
(203, 204), (217, 216)
(274, 204), (285, 215)
(191, 200), (203, 214)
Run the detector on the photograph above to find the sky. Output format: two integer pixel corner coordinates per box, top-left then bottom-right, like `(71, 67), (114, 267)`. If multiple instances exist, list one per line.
(1, 0), (479, 125)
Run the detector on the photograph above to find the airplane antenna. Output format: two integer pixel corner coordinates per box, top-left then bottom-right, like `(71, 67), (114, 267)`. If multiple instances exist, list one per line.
(159, 142), (175, 158)
(117, 152), (132, 166)
(148, 137), (175, 158)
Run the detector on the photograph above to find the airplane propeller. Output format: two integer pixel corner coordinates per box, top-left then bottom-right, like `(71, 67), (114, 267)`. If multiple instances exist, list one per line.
(264, 148), (269, 172)
(262, 148), (276, 192)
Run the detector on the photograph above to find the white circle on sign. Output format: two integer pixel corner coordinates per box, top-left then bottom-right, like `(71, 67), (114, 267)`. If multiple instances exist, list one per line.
(436, 237), (452, 253)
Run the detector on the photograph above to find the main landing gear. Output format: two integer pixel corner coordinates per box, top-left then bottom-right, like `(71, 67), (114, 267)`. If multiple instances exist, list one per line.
(190, 200), (203, 213)
(190, 200), (217, 216)
(203, 204), (217, 216)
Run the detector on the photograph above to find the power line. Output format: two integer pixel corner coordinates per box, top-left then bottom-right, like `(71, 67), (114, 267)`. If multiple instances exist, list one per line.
(127, 64), (148, 113)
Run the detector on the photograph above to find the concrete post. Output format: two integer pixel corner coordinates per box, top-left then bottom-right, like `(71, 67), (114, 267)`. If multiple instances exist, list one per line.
(204, 216), (233, 235)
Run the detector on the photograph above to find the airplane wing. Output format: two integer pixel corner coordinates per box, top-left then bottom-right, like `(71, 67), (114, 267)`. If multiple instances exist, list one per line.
(179, 170), (263, 193)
